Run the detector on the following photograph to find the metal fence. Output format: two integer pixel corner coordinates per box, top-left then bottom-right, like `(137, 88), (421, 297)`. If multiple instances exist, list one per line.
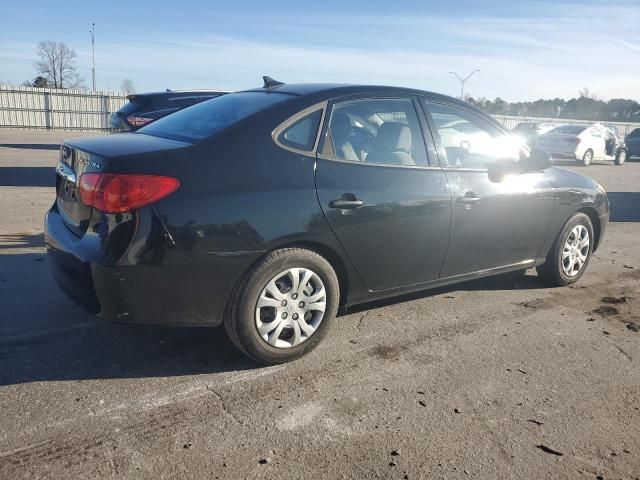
(2, 85), (640, 137)
(0, 85), (127, 131)
(493, 114), (640, 138)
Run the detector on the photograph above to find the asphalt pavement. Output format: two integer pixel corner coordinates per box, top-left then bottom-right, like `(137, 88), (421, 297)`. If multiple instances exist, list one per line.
(0, 129), (639, 479)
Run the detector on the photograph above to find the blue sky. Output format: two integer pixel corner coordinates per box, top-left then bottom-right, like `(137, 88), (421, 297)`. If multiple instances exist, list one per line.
(1, 0), (639, 100)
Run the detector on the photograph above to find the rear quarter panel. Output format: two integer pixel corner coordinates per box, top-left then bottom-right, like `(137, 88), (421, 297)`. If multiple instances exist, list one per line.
(137, 102), (366, 307)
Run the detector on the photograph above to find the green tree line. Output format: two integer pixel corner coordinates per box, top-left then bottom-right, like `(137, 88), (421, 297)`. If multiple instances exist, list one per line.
(466, 90), (640, 122)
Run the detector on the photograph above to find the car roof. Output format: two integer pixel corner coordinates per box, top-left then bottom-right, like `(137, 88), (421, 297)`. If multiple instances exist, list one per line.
(243, 82), (469, 107)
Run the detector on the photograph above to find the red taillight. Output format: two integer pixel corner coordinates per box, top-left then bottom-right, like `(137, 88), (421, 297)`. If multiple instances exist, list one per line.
(126, 115), (153, 127)
(79, 173), (180, 213)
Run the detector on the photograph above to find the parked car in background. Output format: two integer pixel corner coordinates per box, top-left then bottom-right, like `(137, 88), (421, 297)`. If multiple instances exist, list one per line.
(46, 78), (609, 364)
(511, 121), (557, 147)
(625, 128), (640, 158)
(110, 89), (228, 132)
(536, 124), (628, 166)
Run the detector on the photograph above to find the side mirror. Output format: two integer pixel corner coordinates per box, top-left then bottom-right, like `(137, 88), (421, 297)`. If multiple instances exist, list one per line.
(525, 148), (552, 171)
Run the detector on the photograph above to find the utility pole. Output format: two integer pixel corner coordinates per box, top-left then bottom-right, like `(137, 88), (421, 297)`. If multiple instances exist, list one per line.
(449, 69), (480, 100)
(90, 22), (96, 91)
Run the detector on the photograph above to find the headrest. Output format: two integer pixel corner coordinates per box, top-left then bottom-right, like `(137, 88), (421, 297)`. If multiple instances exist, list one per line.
(374, 123), (411, 153)
(331, 112), (351, 141)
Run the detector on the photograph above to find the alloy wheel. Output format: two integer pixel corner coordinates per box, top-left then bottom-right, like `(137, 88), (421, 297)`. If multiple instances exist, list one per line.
(562, 225), (589, 277)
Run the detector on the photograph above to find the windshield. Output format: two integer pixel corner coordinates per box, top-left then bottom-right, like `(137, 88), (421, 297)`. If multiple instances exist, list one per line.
(549, 125), (587, 135)
(139, 91), (290, 142)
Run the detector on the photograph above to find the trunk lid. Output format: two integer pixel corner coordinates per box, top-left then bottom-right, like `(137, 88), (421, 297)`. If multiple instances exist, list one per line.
(55, 133), (189, 236)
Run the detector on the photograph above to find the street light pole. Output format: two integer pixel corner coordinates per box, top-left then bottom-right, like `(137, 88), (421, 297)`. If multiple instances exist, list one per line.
(90, 23), (96, 91)
(449, 69), (480, 100)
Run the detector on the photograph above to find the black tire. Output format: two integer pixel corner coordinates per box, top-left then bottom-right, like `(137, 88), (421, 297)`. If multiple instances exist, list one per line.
(615, 148), (627, 165)
(224, 248), (339, 365)
(581, 149), (593, 166)
(536, 213), (594, 286)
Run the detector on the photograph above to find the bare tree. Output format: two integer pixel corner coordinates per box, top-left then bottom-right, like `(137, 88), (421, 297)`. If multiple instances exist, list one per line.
(34, 41), (83, 89)
(120, 78), (135, 95)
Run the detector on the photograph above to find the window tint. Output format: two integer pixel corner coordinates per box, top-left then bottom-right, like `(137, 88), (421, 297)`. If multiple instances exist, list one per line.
(326, 98), (428, 166)
(278, 109), (322, 151)
(425, 102), (521, 169)
(139, 92), (290, 142)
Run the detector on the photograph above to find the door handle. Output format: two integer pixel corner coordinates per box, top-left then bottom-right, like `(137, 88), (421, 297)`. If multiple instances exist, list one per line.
(457, 192), (480, 204)
(329, 195), (364, 210)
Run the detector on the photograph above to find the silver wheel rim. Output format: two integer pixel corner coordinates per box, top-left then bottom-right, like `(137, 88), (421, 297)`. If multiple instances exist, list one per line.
(562, 225), (589, 277)
(619, 151), (626, 162)
(584, 151), (592, 164)
(255, 268), (327, 348)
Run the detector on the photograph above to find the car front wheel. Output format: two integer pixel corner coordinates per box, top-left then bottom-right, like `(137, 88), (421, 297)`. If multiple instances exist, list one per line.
(224, 248), (339, 364)
(537, 213), (594, 286)
(615, 148), (627, 165)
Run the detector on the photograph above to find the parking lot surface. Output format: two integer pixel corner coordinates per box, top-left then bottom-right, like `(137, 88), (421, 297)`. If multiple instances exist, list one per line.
(1, 129), (639, 479)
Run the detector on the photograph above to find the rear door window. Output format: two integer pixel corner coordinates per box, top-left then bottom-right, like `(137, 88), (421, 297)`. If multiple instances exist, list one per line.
(139, 92), (290, 142)
(323, 98), (429, 167)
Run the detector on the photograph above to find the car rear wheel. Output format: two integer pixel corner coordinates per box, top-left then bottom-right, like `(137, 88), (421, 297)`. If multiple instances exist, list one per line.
(615, 149), (627, 165)
(224, 248), (339, 365)
(581, 149), (593, 166)
(536, 213), (594, 286)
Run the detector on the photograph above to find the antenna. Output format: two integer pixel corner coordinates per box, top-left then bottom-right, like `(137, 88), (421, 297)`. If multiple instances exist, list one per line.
(262, 76), (284, 88)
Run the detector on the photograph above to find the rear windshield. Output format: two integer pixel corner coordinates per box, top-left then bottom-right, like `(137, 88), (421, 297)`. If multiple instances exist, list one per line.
(138, 92), (290, 142)
(549, 125), (587, 135)
(513, 123), (537, 132)
(118, 96), (150, 115)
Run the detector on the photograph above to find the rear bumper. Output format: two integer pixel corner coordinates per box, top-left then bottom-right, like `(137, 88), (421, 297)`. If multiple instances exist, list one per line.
(45, 206), (256, 327)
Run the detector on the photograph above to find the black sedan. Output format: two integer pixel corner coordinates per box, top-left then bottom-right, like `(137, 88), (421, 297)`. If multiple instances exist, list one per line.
(45, 78), (610, 364)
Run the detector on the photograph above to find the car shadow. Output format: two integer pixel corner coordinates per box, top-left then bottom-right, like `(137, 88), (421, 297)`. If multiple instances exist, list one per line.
(0, 166), (54, 187)
(0, 247), (258, 387)
(0, 242), (547, 386)
(0, 241), (544, 386)
(341, 270), (547, 316)
(607, 192), (640, 222)
(0, 143), (59, 150)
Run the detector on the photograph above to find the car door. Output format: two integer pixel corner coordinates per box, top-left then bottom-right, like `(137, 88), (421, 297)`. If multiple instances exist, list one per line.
(315, 96), (452, 291)
(589, 128), (606, 159)
(421, 99), (555, 278)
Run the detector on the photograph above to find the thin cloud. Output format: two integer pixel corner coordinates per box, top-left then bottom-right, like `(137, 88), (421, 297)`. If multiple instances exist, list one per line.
(2, 3), (639, 100)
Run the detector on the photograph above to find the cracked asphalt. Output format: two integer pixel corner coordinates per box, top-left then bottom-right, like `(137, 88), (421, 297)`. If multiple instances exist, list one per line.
(1, 129), (639, 479)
